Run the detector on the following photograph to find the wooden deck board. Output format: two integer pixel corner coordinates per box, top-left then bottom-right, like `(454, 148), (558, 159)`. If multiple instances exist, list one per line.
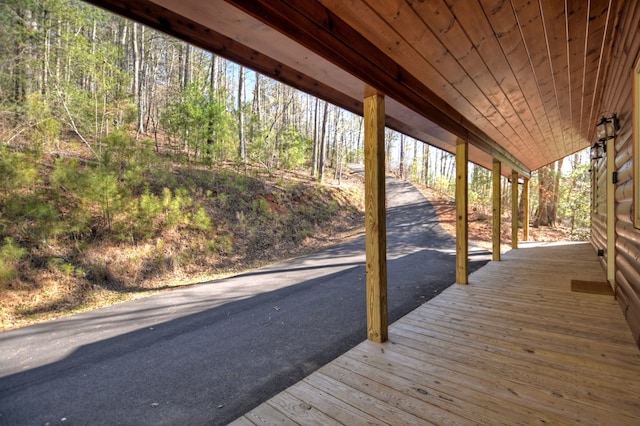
(235, 242), (640, 424)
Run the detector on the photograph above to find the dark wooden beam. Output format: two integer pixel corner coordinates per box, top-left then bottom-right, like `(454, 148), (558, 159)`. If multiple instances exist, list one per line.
(226, 0), (530, 178)
(83, 0), (363, 116)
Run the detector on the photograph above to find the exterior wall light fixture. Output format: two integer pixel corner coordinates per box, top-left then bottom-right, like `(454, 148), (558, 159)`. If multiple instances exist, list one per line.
(595, 114), (620, 153)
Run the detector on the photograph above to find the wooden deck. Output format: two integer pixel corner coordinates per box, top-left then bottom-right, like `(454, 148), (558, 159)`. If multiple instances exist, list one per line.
(231, 242), (640, 425)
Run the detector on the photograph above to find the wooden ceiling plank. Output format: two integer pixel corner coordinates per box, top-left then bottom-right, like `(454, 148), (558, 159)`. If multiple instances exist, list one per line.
(513, 0), (570, 160)
(316, 0), (470, 116)
(403, 0), (547, 159)
(89, 0), (502, 172)
(580, 0), (610, 139)
(359, 0), (532, 157)
(313, 0), (489, 127)
(480, 0), (565, 166)
(538, 0), (573, 155)
(487, 1), (563, 162)
(228, 0), (530, 176)
(566, 0), (589, 148)
(575, 0), (615, 152)
(444, 0), (552, 162)
(319, 0), (519, 149)
(316, 0), (529, 164)
(586, 0), (625, 147)
(227, 0), (460, 125)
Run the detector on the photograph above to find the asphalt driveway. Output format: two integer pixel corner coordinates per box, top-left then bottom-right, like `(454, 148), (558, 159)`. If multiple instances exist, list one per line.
(0, 173), (490, 425)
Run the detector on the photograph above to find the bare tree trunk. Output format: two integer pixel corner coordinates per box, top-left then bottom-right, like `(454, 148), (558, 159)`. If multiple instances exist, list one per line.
(502, 174), (509, 216)
(356, 116), (363, 163)
(333, 109), (345, 179)
(318, 100), (329, 182)
(534, 165), (554, 227)
(311, 97), (319, 177)
(251, 71), (261, 143)
(237, 65), (246, 167)
(181, 43), (191, 89)
(41, 8), (49, 96)
(399, 134), (405, 179)
(210, 53), (219, 96)
(132, 22), (140, 118)
(423, 144), (429, 186)
(331, 106), (340, 169)
(550, 158), (563, 223)
(117, 21), (128, 99)
(385, 129), (394, 172)
(205, 54), (217, 160)
(131, 23), (145, 139)
(12, 8), (26, 106)
(411, 139), (418, 181)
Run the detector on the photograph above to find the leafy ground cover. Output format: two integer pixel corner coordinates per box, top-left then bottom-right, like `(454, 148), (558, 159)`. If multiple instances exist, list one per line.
(1, 146), (570, 332)
(0, 135), (364, 331)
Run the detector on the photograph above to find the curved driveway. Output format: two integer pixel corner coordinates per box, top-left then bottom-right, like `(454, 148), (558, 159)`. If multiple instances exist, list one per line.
(0, 172), (490, 426)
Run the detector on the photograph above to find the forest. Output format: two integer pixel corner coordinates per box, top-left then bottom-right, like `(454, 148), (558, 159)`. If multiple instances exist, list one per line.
(0, 0), (591, 329)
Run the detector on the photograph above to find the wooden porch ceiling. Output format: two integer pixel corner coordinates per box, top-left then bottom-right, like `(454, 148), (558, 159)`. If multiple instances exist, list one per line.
(87, 0), (622, 176)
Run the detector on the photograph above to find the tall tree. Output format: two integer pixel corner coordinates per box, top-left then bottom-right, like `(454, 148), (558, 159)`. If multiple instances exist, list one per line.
(423, 144), (429, 186)
(237, 65), (246, 164)
(550, 158), (563, 222)
(311, 97), (319, 178)
(398, 134), (405, 179)
(181, 43), (190, 89)
(534, 165), (554, 227)
(317, 100), (329, 182)
(132, 22), (146, 135)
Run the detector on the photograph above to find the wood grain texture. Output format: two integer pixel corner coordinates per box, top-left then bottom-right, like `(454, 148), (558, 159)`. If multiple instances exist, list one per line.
(492, 159), (501, 261)
(456, 138), (469, 284)
(522, 177), (529, 241)
(511, 171), (519, 249)
(227, 0), (529, 176)
(364, 91), (388, 343)
(235, 242), (640, 424)
(87, 0), (622, 173)
(607, 133), (616, 285)
(599, 0), (640, 347)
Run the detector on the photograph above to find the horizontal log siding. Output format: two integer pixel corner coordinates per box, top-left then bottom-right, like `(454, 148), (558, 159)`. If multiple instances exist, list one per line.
(599, 0), (640, 346)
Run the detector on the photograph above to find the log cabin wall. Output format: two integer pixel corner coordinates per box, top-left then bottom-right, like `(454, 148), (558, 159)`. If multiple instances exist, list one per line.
(598, 0), (640, 347)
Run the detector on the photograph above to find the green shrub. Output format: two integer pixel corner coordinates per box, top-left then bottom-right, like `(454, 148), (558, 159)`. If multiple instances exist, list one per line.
(162, 187), (193, 228)
(0, 147), (39, 191)
(252, 198), (271, 218)
(190, 207), (212, 231)
(0, 238), (27, 283)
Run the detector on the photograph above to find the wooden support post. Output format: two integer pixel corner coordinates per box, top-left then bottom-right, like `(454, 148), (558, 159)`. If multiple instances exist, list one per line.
(511, 170), (519, 249)
(364, 86), (388, 343)
(522, 178), (529, 241)
(492, 159), (501, 261)
(456, 138), (468, 284)
(606, 142), (616, 289)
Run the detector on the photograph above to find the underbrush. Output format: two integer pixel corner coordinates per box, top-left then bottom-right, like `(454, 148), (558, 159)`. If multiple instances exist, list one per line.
(0, 135), (364, 330)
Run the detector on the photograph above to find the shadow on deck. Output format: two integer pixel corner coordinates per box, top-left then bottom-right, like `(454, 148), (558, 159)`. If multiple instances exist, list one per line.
(231, 242), (640, 425)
